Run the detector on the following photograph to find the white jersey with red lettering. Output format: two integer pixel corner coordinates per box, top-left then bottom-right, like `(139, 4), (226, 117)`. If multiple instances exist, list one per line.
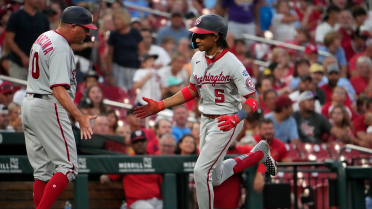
(26, 30), (77, 100)
(189, 49), (256, 115)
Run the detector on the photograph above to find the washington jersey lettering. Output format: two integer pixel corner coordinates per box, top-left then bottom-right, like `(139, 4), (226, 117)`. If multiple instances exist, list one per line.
(26, 30), (77, 100)
(190, 50), (256, 115)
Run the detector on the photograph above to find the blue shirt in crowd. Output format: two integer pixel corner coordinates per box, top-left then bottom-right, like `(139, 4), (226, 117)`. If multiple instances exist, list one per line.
(156, 26), (190, 45)
(124, 0), (149, 18)
(318, 46), (347, 66)
(264, 112), (299, 143)
(172, 127), (191, 142)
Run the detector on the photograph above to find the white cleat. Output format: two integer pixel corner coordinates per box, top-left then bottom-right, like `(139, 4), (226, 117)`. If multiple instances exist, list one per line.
(250, 140), (278, 176)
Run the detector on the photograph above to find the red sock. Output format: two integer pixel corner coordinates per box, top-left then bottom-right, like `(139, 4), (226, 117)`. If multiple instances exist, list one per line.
(33, 180), (47, 208)
(37, 173), (69, 209)
(233, 151), (264, 173)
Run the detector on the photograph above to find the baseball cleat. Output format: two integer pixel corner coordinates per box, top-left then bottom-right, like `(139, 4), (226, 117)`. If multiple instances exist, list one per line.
(250, 140), (278, 176)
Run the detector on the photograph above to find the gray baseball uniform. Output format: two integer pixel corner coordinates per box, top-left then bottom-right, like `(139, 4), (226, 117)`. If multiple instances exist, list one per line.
(190, 49), (256, 209)
(22, 30), (78, 183)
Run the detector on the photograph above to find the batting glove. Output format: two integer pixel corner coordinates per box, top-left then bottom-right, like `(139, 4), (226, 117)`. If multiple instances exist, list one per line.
(217, 115), (240, 132)
(133, 97), (165, 119)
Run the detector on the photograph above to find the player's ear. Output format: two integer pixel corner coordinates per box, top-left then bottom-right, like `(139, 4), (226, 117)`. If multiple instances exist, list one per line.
(214, 34), (219, 42)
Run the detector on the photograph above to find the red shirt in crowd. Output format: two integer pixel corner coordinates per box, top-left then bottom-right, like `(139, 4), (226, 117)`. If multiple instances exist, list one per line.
(321, 102), (356, 120)
(353, 114), (367, 133)
(254, 135), (289, 174)
(338, 28), (354, 49)
(214, 145), (252, 209)
(320, 84), (352, 106)
(108, 153), (163, 208)
(343, 40), (366, 62)
(348, 52), (366, 72)
(350, 75), (369, 95)
(294, 8), (321, 31)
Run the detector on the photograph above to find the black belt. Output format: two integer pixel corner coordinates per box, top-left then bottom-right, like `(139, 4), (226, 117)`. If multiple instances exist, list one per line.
(33, 94), (44, 99)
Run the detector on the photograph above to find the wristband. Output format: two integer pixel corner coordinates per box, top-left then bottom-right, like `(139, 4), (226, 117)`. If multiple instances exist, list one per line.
(245, 98), (258, 113)
(181, 87), (195, 102)
(236, 109), (248, 121)
(189, 83), (199, 98)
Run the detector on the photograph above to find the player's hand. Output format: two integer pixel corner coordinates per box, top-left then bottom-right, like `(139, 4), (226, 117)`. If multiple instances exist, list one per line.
(100, 175), (111, 185)
(21, 55), (29, 68)
(217, 114), (240, 132)
(133, 97), (165, 119)
(78, 115), (98, 140)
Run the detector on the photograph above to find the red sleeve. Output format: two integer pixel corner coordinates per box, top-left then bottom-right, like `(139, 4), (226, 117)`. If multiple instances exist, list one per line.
(349, 54), (360, 71)
(279, 144), (289, 160)
(108, 174), (122, 181)
(353, 116), (366, 133)
(256, 164), (266, 174)
(345, 95), (352, 106)
(321, 105), (329, 118)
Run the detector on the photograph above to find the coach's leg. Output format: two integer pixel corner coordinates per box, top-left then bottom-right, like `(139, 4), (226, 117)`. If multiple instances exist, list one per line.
(194, 117), (238, 209)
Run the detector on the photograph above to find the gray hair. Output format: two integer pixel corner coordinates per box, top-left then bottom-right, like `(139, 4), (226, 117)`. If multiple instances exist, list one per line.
(356, 56), (372, 67)
(159, 134), (176, 146)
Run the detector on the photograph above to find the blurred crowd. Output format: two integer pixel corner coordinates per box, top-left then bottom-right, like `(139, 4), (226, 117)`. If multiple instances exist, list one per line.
(1, 0), (372, 207)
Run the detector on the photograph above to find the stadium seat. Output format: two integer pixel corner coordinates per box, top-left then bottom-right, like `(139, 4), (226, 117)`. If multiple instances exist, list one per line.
(284, 143), (303, 162)
(297, 143), (332, 162)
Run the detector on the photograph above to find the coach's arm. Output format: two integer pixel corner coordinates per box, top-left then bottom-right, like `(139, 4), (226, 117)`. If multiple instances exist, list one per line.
(52, 86), (97, 139)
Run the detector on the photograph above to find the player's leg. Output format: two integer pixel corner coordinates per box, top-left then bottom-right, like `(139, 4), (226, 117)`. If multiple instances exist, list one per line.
(193, 116), (240, 209)
(26, 100), (78, 208)
(22, 98), (54, 208)
(130, 200), (155, 209)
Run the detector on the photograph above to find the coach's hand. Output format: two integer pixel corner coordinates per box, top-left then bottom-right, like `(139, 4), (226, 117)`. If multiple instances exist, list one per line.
(78, 115), (98, 140)
(217, 115), (240, 132)
(133, 97), (165, 119)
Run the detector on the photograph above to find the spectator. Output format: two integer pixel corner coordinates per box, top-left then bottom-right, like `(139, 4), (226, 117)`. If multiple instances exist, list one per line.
(157, 134), (177, 155)
(349, 38), (372, 75)
(75, 70), (99, 105)
(256, 77), (273, 113)
(174, 134), (197, 154)
(331, 0), (347, 10)
(172, 105), (190, 141)
(213, 140), (252, 208)
(116, 124), (131, 146)
(124, 0), (149, 18)
(147, 118), (173, 154)
(285, 28), (312, 57)
(86, 85), (107, 115)
(8, 102), (21, 131)
(315, 5), (340, 44)
(290, 75), (322, 113)
(6, 0), (49, 80)
(265, 95), (300, 145)
(159, 52), (188, 88)
(126, 108), (157, 142)
(100, 130), (163, 209)
(318, 32), (347, 76)
(338, 10), (354, 48)
(160, 36), (175, 56)
(176, 38), (192, 61)
(0, 104), (14, 132)
(294, 0), (321, 32)
(290, 58), (310, 90)
(262, 89), (278, 114)
(48, 0), (67, 30)
(231, 39), (246, 61)
(106, 8), (143, 90)
(343, 26), (368, 62)
(156, 11), (189, 45)
(253, 118), (291, 193)
(309, 63), (326, 105)
(350, 56), (372, 95)
(0, 81), (14, 107)
(270, 48), (293, 87)
(133, 54), (162, 106)
(271, 0), (298, 42)
(353, 98), (372, 147)
(164, 76), (183, 100)
(320, 63), (354, 105)
(321, 86), (355, 120)
(304, 44), (319, 65)
(0, 5), (13, 48)
(219, 0), (261, 46)
(79, 97), (94, 116)
(107, 110), (119, 135)
(191, 122), (200, 150)
(140, 29), (171, 69)
(92, 115), (109, 135)
(239, 108), (264, 146)
(292, 91), (350, 143)
(352, 7), (367, 28)
(329, 104), (357, 144)
(265, 62), (289, 95)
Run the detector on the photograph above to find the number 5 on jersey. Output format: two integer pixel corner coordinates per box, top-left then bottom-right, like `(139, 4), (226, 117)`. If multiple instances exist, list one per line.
(215, 89), (225, 103)
(30, 50), (40, 79)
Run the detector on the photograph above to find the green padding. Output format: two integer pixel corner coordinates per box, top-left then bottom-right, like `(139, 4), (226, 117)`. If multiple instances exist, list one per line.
(346, 167), (372, 179)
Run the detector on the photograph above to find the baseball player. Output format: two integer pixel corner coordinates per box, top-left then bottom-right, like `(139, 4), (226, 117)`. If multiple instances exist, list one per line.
(22, 7), (97, 209)
(134, 14), (277, 209)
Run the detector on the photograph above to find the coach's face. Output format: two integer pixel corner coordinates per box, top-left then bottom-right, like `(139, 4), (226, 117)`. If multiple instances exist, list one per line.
(195, 33), (219, 52)
(72, 25), (91, 44)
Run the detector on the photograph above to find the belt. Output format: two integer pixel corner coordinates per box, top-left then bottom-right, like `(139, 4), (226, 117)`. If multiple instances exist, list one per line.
(203, 114), (221, 120)
(30, 94), (50, 100)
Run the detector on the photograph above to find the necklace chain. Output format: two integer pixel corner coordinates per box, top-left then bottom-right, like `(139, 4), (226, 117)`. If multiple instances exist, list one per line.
(206, 48), (222, 59)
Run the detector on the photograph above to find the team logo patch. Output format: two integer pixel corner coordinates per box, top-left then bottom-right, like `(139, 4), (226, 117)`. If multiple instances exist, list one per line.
(245, 77), (255, 90)
(195, 17), (201, 25)
(242, 70), (248, 76)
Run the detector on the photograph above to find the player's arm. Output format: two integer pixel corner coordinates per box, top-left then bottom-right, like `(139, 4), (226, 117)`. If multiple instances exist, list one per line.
(52, 86), (97, 140)
(133, 84), (198, 119)
(5, 32), (29, 67)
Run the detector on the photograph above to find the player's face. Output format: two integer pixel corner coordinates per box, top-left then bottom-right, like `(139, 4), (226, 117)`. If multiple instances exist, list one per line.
(259, 123), (274, 141)
(72, 25), (90, 44)
(132, 139), (147, 154)
(195, 33), (218, 52)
